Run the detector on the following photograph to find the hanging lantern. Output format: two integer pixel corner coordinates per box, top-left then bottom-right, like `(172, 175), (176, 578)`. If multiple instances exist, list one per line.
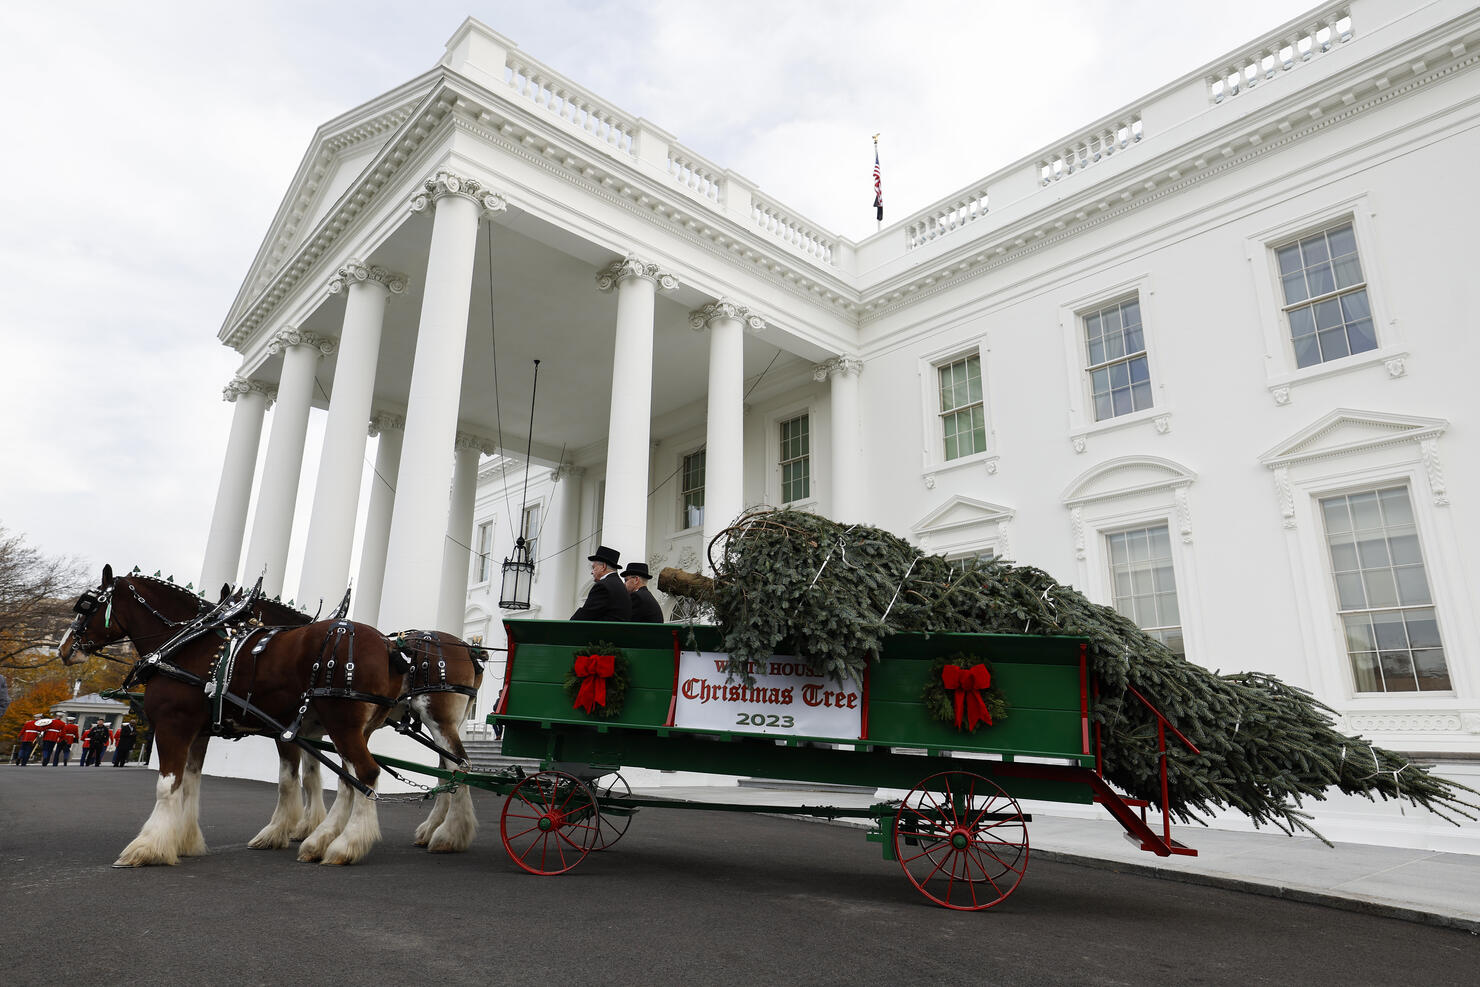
(499, 536), (535, 610)
(498, 359), (543, 611)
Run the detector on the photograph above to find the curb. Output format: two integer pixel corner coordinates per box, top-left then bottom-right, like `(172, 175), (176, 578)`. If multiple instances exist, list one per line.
(1032, 848), (1480, 935)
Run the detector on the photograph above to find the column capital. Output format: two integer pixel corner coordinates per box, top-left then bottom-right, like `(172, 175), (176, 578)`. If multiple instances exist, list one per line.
(812, 356), (864, 382)
(553, 463), (586, 483)
(368, 411), (405, 437)
(222, 376), (276, 405)
(596, 253), (679, 293)
(409, 169), (508, 218)
(688, 297), (766, 332)
(328, 259), (409, 296)
(268, 327), (337, 357)
(454, 430), (498, 456)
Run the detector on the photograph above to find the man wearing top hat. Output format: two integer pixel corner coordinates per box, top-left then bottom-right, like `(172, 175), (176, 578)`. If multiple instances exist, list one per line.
(570, 545), (631, 622)
(622, 562), (664, 623)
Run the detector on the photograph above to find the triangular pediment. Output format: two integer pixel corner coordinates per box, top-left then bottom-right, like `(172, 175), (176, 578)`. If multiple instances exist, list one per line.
(220, 73), (442, 342)
(913, 496), (1013, 536)
(1062, 456), (1194, 506)
(1258, 409), (1448, 467)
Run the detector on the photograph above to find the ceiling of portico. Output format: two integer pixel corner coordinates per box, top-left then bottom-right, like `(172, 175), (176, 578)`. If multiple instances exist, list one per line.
(288, 207), (809, 466)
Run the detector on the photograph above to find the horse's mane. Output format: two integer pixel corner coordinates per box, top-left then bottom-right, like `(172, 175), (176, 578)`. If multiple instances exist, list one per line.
(252, 596), (314, 627)
(125, 569), (211, 611)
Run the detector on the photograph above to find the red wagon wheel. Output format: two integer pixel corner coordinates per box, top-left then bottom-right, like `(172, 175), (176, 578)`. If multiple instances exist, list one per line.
(893, 770), (1029, 910)
(501, 770), (602, 875)
(589, 771), (636, 851)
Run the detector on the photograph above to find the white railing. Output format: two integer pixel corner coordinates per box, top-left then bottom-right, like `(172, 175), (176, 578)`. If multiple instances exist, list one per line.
(1208, 7), (1353, 103)
(504, 53), (636, 155)
(905, 184), (991, 250)
(751, 193), (837, 264)
(1039, 116), (1144, 186)
(668, 150), (722, 203)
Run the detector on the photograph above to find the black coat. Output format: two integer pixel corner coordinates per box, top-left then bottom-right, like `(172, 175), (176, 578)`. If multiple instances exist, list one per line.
(629, 585), (664, 623)
(571, 572), (631, 621)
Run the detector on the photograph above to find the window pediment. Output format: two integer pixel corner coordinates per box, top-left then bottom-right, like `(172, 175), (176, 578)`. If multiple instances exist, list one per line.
(912, 495), (1013, 537)
(1062, 456), (1194, 507)
(1258, 409), (1448, 469)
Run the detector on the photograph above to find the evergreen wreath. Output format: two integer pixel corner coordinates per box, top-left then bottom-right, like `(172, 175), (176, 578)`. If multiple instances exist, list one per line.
(921, 653), (1008, 732)
(562, 642), (632, 719)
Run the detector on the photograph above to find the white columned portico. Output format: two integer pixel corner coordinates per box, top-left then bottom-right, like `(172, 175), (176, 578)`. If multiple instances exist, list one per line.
(437, 432), (492, 633)
(379, 171), (507, 631)
(242, 329), (337, 597)
(353, 412), (403, 624)
(298, 262), (407, 611)
(816, 357), (865, 522)
(200, 376), (275, 592)
(595, 255), (677, 563)
(690, 299), (761, 569)
(543, 463), (586, 613)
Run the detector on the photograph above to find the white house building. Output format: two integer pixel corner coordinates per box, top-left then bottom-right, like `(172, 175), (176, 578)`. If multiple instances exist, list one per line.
(206, 0), (1480, 848)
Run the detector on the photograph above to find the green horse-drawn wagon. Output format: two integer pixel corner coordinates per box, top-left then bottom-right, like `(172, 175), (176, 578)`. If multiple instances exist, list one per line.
(477, 617), (1196, 910)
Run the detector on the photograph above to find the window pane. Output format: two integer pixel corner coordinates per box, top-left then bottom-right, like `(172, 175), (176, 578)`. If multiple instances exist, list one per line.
(1321, 498), (1352, 533)
(1405, 611), (1442, 649)
(1347, 319), (1377, 355)
(1339, 290), (1370, 323)
(1413, 649), (1450, 690)
(1379, 488), (1415, 525)
(1386, 533), (1420, 565)
(1379, 652), (1418, 691)
(1313, 298), (1343, 330)
(1355, 536), (1390, 568)
(1343, 614), (1375, 652)
(1334, 572), (1366, 609)
(1301, 233), (1329, 265)
(1349, 492), (1382, 530)
(1370, 610), (1408, 649)
(1317, 327), (1350, 361)
(1350, 650), (1383, 692)
(1306, 265), (1335, 297)
(1281, 272), (1308, 304)
(1276, 243), (1303, 275)
(1333, 254), (1363, 289)
(1288, 305), (1315, 338)
(1394, 566), (1432, 606)
(1122, 299), (1141, 328)
(1362, 569), (1399, 607)
(1293, 333), (1320, 368)
(1326, 224), (1357, 258)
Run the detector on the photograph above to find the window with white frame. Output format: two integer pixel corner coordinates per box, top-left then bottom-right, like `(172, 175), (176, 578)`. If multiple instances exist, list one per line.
(680, 449), (705, 529)
(1275, 222), (1376, 369)
(937, 354), (985, 461)
(1083, 296), (1152, 421)
(520, 504), (540, 569)
(779, 414), (810, 503)
(1106, 524), (1184, 657)
(1319, 486), (1449, 693)
(948, 549), (997, 575)
(473, 520), (494, 583)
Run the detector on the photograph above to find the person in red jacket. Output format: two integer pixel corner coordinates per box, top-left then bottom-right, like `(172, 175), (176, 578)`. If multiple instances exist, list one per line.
(38, 716), (63, 766)
(18, 717), (42, 766)
(57, 718), (79, 766)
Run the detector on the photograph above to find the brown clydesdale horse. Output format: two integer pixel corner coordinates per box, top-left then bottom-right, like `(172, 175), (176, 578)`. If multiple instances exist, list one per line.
(60, 565), (404, 866)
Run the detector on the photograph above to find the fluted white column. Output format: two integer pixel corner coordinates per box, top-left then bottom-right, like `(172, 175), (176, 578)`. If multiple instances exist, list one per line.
(815, 357), (865, 522)
(298, 262), (407, 611)
(595, 254), (677, 562)
(544, 464), (586, 612)
(691, 299), (761, 570)
(353, 412), (403, 624)
(200, 377), (275, 593)
(437, 433), (491, 633)
(379, 171), (507, 631)
(242, 329), (337, 597)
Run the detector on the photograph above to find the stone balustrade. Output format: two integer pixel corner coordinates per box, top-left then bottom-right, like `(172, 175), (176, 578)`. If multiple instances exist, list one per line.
(905, 184), (991, 251)
(751, 193), (837, 264)
(1208, 5), (1353, 104)
(1039, 116), (1144, 186)
(504, 53), (637, 155)
(667, 149), (722, 203)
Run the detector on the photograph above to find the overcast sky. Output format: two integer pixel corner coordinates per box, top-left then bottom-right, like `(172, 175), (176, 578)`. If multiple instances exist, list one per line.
(0, 0), (1314, 598)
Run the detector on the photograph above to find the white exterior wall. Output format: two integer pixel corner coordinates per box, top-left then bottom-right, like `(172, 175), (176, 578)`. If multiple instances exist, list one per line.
(205, 0), (1480, 834)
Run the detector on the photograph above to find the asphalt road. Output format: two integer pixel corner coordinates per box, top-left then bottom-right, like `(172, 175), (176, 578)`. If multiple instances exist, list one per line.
(2, 765), (1474, 985)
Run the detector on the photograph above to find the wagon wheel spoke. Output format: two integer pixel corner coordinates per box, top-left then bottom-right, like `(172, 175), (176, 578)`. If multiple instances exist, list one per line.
(893, 771), (1029, 911)
(589, 772), (635, 851)
(501, 771), (601, 876)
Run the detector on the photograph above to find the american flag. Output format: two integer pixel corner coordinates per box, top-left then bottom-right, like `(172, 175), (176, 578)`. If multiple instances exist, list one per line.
(872, 142), (883, 221)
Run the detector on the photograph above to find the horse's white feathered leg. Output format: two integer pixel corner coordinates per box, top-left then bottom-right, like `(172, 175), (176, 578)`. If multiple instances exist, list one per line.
(322, 767), (381, 865)
(299, 776), (353, 863)
(114, 772), (186, 867)
(250, 753), (305, 849)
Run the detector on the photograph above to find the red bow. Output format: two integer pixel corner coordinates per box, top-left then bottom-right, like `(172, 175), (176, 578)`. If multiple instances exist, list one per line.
(573, 654), (616, 713)
(941, 663), (992, 730)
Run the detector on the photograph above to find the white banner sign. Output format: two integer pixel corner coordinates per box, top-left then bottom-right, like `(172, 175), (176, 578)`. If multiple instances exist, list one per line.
(674, 651), (863, 739)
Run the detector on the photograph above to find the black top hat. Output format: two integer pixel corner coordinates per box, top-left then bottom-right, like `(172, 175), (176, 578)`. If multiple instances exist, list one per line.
(587, 545), (621, 569)
(621, 562), (652, 581)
